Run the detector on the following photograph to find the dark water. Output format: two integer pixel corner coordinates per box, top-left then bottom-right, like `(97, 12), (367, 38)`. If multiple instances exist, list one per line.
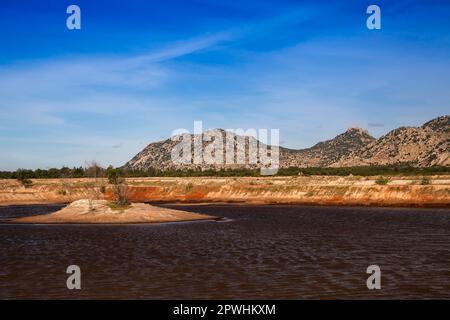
(1, 204), (450, 299)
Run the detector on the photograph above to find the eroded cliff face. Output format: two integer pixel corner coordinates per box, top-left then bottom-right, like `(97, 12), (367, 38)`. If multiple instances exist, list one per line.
(1, 177), (449, 207)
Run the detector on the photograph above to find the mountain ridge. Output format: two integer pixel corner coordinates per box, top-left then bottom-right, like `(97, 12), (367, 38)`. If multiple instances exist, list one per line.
(124, 115), (449, 171)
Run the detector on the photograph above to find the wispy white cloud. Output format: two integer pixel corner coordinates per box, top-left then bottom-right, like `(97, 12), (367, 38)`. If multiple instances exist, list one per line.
(0, 31), (232, 123)
(127, 31), (234, 64)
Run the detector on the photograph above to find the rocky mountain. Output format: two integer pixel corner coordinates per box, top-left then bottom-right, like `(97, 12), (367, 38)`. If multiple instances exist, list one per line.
(124, 115), (449, 171)
(124, 129), (273, 171)
(280, 127), (376, 167)
(334, 115), (450, 167)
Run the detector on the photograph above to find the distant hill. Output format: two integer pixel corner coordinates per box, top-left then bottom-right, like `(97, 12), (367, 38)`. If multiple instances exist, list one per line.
(123, 115), (449, 171)
(280, 127), (376, 167)
(124, 129), (268, 171)
(334, 115), (449, 167)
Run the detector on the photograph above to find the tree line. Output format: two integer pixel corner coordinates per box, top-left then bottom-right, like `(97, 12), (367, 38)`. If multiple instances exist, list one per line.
(1, 165), (449, 180)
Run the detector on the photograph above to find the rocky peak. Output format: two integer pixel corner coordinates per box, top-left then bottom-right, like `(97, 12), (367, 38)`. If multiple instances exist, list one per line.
(313, 126), (375, 149)
(422, 115), (450, 132)
(346, 127), (370, 135)
(335, 115), (450, 167)
(278, 126), (376, 167)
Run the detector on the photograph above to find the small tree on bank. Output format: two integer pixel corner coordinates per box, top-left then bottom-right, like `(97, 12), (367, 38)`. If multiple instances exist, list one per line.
(84, 160), (105, 211)
(106, 166), (129, 206)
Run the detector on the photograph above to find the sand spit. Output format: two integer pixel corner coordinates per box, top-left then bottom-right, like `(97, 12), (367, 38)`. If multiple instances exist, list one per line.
(13, 199), (216, 224)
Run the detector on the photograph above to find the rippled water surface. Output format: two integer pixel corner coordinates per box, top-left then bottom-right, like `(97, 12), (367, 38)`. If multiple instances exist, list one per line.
(1, 204), (450, 299)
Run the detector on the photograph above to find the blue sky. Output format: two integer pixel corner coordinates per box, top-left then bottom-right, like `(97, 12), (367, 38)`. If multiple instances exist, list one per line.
(0, 0), (449, 170)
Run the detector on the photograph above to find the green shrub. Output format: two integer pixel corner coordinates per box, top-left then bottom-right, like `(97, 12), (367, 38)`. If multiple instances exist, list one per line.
(16, 169), (33, 188)
(106, 166), (121, 184)
(375, 177), (390, 185)
(107, 201), (131, 211)
(18, 178), (33, 188)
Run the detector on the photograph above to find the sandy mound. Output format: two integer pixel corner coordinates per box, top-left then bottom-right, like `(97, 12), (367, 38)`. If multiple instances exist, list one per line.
(13, 199), (216, 224)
